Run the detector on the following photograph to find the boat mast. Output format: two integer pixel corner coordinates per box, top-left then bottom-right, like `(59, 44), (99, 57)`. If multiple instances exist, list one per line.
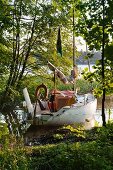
(72, 6), (76, 91)
(73, 7), (76, 67)
(54, 69), (56, 90)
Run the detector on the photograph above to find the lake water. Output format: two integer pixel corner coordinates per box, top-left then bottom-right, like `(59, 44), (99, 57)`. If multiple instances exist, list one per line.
(78, 64), (94, 70)
(95, 109), (113, 126)
(77, 64), (113, 126)
(95, 98), (113, 126)
(78, 64), (94, 73)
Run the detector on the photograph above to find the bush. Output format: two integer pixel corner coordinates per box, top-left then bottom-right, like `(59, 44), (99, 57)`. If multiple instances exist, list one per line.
(1, 123), (113, 169)
(0, 135), (28, 170)
(55, 78), (96, 94)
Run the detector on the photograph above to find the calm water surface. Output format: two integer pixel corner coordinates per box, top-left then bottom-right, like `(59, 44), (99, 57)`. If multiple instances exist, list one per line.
(78, 65), (113, 126)
(95, 98), (113, 126)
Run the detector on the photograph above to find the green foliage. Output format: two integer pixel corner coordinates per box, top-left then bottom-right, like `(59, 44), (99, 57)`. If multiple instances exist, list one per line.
(75, 78), (96, 94)
(62, 125), (86, 139)
(105, 41), (113, 65)
(56, 82), (73, 91)
(1, 0), (113, 141)
(0, 0), (81, 121)
(54, 78), (95, 94)
(1, 123), (113, 169)
(82, 60), (113, 97)
(0, 123), (9, 139)
(26, 123), (113, 170)
(53, 133), (64, 140)
(0, 135), (28, 170)
(76, 0), (112, 51)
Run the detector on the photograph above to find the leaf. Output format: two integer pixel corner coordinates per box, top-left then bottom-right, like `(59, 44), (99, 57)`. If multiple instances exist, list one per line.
(109, 83), (113, 88)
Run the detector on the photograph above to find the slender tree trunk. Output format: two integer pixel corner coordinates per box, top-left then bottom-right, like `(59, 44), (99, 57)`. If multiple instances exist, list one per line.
(102, 0), (106, 126)
(18, 16), (36, 81)
(86, 44), (91, 72)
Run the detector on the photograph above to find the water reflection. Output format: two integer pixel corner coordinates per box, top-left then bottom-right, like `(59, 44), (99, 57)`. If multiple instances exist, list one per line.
(0, 113), (6, 123)
(95, 98), (113, 126)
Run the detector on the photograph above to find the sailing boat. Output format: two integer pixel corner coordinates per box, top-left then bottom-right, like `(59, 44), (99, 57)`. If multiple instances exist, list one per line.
(23, 58), (97, 130)
(23, 79), (97, 129)
(23, 13), (97, 130)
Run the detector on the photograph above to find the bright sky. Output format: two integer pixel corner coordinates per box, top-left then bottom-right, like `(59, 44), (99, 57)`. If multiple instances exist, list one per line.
(76, 36), (86, 51)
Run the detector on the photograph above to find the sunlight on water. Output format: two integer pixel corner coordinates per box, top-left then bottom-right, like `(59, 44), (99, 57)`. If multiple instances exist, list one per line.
(95, 108), (113, 126)
(78, 64), (94, 71)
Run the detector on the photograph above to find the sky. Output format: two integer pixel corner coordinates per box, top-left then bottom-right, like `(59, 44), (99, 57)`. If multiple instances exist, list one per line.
(76, 36), (86, 51)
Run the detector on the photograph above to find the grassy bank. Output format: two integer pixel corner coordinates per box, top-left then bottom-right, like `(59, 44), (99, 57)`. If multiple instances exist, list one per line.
(0, 122), (113, 169)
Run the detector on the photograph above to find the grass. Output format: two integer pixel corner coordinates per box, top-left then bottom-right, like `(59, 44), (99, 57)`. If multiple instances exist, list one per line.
(1, 122), (113, 169)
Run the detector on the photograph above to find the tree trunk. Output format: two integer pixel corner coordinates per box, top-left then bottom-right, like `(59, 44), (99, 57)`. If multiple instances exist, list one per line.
(102, 0), (106, 126)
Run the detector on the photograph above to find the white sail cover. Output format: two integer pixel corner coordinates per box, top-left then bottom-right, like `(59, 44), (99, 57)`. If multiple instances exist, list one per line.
(23, 88), (34, 114)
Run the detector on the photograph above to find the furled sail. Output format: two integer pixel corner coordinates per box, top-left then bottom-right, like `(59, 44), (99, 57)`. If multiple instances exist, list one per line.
(48, 61), (68, 84)
(48, 61), (78, 84)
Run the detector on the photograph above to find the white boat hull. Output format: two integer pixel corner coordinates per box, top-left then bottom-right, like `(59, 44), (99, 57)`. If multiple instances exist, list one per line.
(27, 97), (97, 130)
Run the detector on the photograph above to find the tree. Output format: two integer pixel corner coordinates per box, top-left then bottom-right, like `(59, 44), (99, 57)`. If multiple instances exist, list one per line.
(0, 0), (82, 135)
(0, 0), (62, 134)
(78, 0), (113, 126)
